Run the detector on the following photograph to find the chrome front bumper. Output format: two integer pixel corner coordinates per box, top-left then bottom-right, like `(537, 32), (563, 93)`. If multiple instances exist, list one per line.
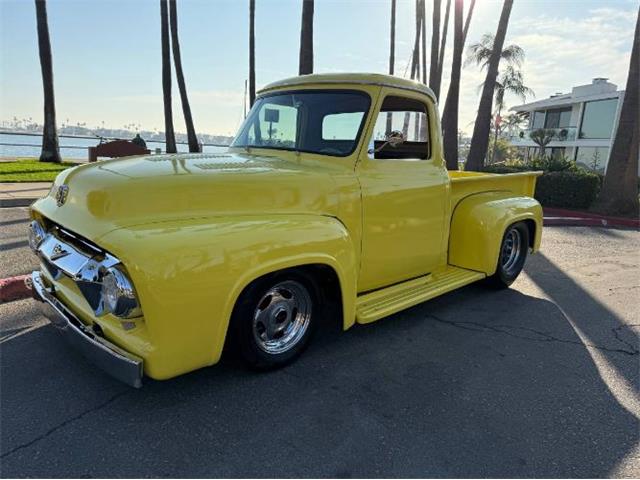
(31, 271), (143, 388)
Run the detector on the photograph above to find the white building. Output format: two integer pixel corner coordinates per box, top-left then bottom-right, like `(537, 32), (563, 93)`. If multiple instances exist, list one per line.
(508, 78), (625, 173)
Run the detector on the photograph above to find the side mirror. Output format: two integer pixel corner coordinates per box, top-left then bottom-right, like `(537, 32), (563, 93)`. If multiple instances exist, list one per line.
(369, 130), (405, 156)
(385, 130), (405, 147)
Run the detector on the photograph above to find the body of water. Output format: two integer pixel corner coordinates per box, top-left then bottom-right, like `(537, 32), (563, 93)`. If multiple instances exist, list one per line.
(0, 133), (229, 160)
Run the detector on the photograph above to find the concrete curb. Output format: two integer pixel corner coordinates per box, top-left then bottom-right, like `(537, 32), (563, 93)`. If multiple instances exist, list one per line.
(0, 275), (32, 303)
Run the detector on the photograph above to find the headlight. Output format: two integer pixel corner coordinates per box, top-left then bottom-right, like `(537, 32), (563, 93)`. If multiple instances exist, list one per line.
(101, 267), (141, 318)
(28, 220), (47, 251)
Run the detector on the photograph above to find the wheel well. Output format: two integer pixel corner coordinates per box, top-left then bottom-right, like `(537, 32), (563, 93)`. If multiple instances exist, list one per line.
(523, 219), (536, 249)
(236, 264), (343, 330)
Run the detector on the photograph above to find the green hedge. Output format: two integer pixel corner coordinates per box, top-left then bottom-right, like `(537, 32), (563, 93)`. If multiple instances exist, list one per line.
(535, 171), (600, 209)
(482, 164), (601, 209)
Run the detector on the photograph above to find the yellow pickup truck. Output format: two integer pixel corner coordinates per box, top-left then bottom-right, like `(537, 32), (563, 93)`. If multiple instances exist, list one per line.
(29, 73), (542, 387)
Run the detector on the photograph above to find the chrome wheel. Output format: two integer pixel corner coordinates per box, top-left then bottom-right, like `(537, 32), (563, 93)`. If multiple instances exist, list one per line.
(501, 227), (523, 275)
(252, 280), (312, 355)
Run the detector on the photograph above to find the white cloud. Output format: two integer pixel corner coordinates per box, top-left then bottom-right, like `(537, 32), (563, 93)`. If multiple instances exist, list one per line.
(453, 4), (637, 134)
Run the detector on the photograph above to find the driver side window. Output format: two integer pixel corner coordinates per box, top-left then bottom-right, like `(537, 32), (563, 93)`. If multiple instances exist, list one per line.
(371, 96), (430, 160)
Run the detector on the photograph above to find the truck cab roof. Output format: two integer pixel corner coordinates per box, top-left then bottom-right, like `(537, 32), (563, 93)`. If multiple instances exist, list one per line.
(259, 73), (437, 103)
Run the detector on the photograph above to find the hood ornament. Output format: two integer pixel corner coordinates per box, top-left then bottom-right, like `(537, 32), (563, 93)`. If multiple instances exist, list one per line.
(50, 243), (70, 260)
(55, 185), (69, 207)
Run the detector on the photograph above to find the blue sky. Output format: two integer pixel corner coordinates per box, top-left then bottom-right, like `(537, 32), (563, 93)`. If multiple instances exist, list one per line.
(1, 0), (638, 136)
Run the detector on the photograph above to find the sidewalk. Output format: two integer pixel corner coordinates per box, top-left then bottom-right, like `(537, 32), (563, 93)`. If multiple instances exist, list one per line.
(0, 182), (52, 207)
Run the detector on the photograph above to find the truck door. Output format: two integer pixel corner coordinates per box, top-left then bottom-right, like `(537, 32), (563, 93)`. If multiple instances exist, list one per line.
(356, 89), (449, 292)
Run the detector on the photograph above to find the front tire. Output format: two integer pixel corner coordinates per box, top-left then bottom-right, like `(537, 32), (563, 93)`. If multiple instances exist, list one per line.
(230, 271), (318, 369)
(485, 222), (529, 289)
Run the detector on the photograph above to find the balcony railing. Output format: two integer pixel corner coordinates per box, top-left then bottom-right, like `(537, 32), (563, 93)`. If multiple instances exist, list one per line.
(508, 126), (578, 144)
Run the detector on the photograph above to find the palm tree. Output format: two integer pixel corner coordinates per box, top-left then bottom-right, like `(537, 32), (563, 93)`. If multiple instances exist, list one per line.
(594, 7), (639, 217)
(440, 0), (463, 170)
(160, 0), (177, 153)
(465, 0), (515, 171)
(169, 0), (199, 152)
(420, 0), (427, 84)
(429, 0), (441, 96)
(403, 0), (423, 138)
(299, 0), (314, 75)
(433, 0), (451, 99)
(465, 33), (524, 71)
(34, 0), (61, 163)
(462, 0), (476, 44)
(488, 65), (534, 162)
(502, 112), (527, 137)
(249, 0), (256, 107)
(387, 0), (396, 134)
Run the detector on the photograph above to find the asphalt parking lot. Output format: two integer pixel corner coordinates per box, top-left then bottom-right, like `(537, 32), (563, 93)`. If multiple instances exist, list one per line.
(1, 207), (638, 478)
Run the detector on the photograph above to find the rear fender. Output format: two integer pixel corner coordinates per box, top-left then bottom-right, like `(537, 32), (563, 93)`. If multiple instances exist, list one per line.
(448, 192), (542, 275)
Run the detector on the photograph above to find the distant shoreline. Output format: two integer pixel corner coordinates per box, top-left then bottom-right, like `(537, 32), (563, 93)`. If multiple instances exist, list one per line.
(0, 131), (232, 148)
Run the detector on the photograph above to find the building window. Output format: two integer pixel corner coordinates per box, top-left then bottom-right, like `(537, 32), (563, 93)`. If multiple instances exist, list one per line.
(532, 111), (545, 129)
(544, 107), (572, 128)
(579, 98), (618, 139)
(575, 146), (610, 172)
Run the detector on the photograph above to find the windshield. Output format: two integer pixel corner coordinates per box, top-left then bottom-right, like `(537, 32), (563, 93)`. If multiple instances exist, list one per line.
(231, 90), (371, 157)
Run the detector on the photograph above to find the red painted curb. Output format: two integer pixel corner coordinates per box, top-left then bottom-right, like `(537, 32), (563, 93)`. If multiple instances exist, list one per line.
(0, 275), (32, 303)
(543, 208), (639, 228)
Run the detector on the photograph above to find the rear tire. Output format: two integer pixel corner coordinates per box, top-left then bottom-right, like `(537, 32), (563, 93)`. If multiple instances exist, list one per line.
(485, 222), (529, 289)
(230, 271), (319, 370)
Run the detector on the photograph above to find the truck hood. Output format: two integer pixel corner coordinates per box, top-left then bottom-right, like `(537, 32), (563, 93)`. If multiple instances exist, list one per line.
(32, 152), (343, 240)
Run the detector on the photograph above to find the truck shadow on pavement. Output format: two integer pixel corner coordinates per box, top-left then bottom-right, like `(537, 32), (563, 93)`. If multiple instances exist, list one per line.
(1, 253), (638, 478)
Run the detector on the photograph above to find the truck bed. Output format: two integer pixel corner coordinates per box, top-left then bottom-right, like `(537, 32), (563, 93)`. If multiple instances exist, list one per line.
(448, 170), (543, 208)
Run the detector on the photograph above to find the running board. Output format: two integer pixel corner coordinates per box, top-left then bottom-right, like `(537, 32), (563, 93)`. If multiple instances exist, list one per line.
(356, 267), (485, 324)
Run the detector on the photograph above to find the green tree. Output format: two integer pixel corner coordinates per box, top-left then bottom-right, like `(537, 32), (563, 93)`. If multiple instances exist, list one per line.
(487, 66), (534, 162)
(34, 0), (61, 163)
(529, 128), (555, 156)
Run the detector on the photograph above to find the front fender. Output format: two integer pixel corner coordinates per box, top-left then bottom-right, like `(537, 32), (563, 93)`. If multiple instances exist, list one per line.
(448, 192), (542, 275)
(99, 215), (357, 380)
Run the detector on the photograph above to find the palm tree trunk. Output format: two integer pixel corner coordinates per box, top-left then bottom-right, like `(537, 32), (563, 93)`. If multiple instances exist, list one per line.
(440, 0), (463, 170)
(169, 0), (199, 152)
(420, 0), (427, 84)
(429, 0), (441, 97)
(465, 0), (514, 171)
(404, 0), (422, 138)
(462, 0), (476, 45)
(160, 0), (177, 153)
(387, 0), (396, 134)
(299, 0), (314, 75)
(490, 106), (501, 164)
(249, 0), (256, 107)
(34, 0), (61, 163)
(434, 0), (451, 98)
(594, 7), (639, 216)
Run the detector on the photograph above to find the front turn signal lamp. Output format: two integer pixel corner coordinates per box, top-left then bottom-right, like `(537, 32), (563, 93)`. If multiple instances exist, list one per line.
(28, 220), (47, 252)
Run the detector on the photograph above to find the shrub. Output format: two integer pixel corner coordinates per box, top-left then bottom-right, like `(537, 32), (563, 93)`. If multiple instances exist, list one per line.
(534, 171), (601, 209)
(481, 158), (600, 209)
(528, 154), (579, 172)
(481, 163), (530, 174)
